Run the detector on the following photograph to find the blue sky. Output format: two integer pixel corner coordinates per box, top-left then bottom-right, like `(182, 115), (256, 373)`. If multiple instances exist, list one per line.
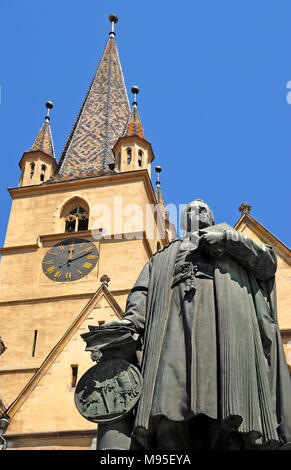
(0, 0), (290, 247)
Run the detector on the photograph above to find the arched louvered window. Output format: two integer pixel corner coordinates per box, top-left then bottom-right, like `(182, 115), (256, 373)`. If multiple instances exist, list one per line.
(30, 163), (35, 179)
(117, 152), (121, 170)
(138, 150), (143, 167)
(61, 198), (89, 233)
(19, 166), (25, 185)
(127, 148), (132, 164)
(40, 165), (46, 182)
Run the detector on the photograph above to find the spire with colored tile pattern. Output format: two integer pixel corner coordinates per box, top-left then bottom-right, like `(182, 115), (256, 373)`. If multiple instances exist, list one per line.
(124, 86), (145, 139)
(52, 14), (130, 182)
(30, 101), (55, 158)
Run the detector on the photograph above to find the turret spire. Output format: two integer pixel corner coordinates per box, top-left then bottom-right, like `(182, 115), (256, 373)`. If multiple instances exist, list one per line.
(124, 86), (145, 139)
(154, 166), (169, 224)
(30, 101), (55, 158)
(18, 101), (57, 186)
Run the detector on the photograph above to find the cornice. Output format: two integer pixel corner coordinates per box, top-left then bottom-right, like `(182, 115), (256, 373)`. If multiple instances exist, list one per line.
(4, 429), (96, 441)
(281, 329), (291, 338)
(0, 244), (39, 254)
(0, 368), (38, 375)
(8, 169), (152, 198)
(113, 134), (155, 162)
(0, 230), (153, 255)
(0, 289), (131, 307)
(18, 150), (57, 169)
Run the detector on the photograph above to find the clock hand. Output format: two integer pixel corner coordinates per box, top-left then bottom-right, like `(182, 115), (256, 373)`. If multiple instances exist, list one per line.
(68, 243), (75, 262)
(70, 251), (93, 262)
(58, 252), (93, 269)
(73, 247), (93, 256)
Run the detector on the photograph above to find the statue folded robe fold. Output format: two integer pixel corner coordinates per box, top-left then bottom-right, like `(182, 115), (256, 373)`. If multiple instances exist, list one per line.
(123, 223), (291, 449)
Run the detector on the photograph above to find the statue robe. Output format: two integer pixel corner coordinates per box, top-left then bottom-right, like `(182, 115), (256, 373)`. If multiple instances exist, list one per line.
(123, 223), (291, 449)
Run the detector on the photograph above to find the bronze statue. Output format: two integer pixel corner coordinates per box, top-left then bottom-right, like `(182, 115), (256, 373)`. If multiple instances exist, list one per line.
(80, 200), (291, 450)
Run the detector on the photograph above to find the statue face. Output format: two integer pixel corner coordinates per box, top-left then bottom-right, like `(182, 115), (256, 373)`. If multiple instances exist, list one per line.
(181, 200), (214, 231)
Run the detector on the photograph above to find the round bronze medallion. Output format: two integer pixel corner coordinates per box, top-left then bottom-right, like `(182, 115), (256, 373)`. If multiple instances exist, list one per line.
(74, 357), (142, 424)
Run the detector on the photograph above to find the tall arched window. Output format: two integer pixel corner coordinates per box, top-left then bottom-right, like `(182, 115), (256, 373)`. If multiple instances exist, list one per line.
(19, 166), (25, 185)
(127, 148), (132, 164)
(61, 198), (89, 233)
(40, 165), (46, 182)
(30, 163), (35, 179)
(117, 152), (121, 170)
(138, 150), (143, 167)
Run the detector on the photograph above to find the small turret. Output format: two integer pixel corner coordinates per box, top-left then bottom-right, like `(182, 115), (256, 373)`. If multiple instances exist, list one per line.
(113, 86), (154, 176)
(18, 101), (57, 187)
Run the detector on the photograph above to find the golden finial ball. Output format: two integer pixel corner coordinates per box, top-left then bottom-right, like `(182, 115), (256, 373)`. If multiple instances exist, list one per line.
(109, 14), (118, 24)
(46, 101), (53, 110)
(131, 85), (139, 95)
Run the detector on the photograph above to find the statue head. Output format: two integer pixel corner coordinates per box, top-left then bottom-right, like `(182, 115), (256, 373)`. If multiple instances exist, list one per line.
(180, 199), (214, 232)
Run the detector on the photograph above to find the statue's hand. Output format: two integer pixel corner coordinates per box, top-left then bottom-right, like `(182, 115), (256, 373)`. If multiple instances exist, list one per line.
(101, 319), (136, 329)
(199, 231), (226, 258)
(200, 231), (225, 245)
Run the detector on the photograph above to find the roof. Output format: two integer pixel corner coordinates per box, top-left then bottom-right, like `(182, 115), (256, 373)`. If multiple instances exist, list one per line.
(51, 34), (130, 182)
(124, 104), (145, 139)
(30, 117), (55, 159)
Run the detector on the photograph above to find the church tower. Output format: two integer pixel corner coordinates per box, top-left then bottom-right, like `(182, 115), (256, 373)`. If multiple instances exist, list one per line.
(0, 15), (174, 450)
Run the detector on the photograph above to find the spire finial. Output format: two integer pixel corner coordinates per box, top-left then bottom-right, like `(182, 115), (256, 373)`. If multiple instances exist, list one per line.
(155, 166), (162, 185)
(131, 85), (139, 107)
(45, 101), (53, 121)
(109, 14), (118, 37)
(238, 201), (252, 215)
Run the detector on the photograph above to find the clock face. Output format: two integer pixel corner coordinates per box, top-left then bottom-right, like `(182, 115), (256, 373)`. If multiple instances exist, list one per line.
(42, 238), (99, 282)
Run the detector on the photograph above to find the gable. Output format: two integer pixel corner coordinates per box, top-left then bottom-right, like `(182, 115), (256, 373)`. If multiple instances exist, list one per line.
(235, 214), (291, 330)
(5, 285), (123, 435)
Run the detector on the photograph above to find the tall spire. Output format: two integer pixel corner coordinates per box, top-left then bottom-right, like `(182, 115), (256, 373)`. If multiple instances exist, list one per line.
(30, 101), (55, 158)
(124, 86), (146, 139)
(53, 15), (130, 182)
